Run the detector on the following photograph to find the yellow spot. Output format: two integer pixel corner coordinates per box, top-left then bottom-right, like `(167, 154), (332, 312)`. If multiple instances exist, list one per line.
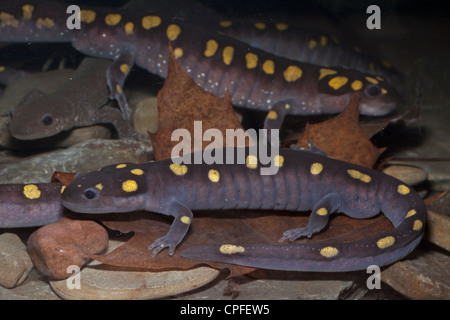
(320, 35), (327, 46)
(381, 88), (388, 94)
(115, 84), (123, 94)
(23, 184), (41, 200)
(351, 80), (363, 91)
(275, 22), (288, 31)
(0, 12), (19, 27)
(319, 68), (337, 80)
(61, 185), (66, 194)
(173, 47), (183, 59)
(310, 163), (323, 175)
(274, 155), (284, 168)
(36, 17), (55, 29)
(397, 185), (410, 195)
(254, 22), (266, 30)
(204, 39), (219, 57)
(219, 20), (232, 27)
(285, 104), (291, 110)
(413, 220), (423, 231)
(95, 183), (103, 190)
(246, 155), (258, 169)
(376, 76), (384, 81)
(347, 169), (372, 183)
(365, 76), (379, 84)
(283, 65), (303, 82)
(22, 5), (34, 20)
(80, 10), (96, 24)
(181, 216), (191, 224)
(170, 163), (188, 176)
(262, 59), (275, 75)
(124, 22), (134, 35)
(266, 110), (278, 120)
(220, 244), (245, 254)
(308, 39), (317, 49)
(377, 236), (395, 249)
(208, 169), (220, 183)
(122, 180), (138, 192)
(245, 52), (258, 69)
(320, 246), (339, 258)
(317, 208), (328, 216)
(222, 46), (234, 65)
(131, 168), (144, 176)
(166, 24), (181, 41)
(105, 13), (121, 26)
(369, 62), (375, 71)
(381, 59), (392, 68)
(406, 209), (417, 218)
(141, 15), (161, 30)
(0, 66), (4, 72)
(120, 64), (129, 75)
(116, 164), (127, 169)
(328, 76), (348, 90)
(331, 35), (340, 44)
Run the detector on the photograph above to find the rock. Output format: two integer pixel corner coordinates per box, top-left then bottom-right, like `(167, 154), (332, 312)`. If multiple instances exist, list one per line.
(49, 240), (220, 300)
(27, 217), (109, 280)
(381, 244), (450, 299)
(8, 269), (61, 300)
(425, 210), (450, 251)
(132, 95), (159, 135)
(0, 138), (153, 184)
(0, 233), (33, 288)
(382, 165), (428, 186)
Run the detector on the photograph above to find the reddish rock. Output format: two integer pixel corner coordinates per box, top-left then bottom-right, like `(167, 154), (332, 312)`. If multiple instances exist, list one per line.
(27, 217), (108, 280)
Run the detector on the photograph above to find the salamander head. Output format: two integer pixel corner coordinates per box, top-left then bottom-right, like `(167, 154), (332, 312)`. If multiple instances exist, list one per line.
(318, 68), (400, 116)
(9, 92), (74, 140)
(358, 79), (399, 116)
(61, 163), (148, 214)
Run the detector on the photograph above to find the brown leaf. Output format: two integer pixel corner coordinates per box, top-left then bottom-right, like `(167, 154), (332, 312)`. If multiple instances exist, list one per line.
(51, 171), (76, 185)
(90, 209), (393, 277)
(295, 94), (385, 168)
(149, 45), (253, 161)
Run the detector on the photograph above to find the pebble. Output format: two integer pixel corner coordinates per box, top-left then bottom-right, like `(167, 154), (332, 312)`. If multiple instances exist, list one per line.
(0, 138), (153, 184)
(27, 217), (109, 280)
(0, 233), (33, 288)
(382, 165), (428, 186)
(49, 240), (220, 300)
(132, 95), (159, 135)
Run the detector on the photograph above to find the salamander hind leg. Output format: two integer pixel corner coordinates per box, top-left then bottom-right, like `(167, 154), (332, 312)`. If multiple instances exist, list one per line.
(279, 193), (341, 242)
(148, 201), (193, 257)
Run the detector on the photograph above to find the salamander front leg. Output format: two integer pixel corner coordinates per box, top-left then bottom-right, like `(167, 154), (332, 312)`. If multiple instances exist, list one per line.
(148, 201), (193, 257)
(279, 193), (341, 242)
(106, 49), (136, 120)
(263, 101), (292, 131)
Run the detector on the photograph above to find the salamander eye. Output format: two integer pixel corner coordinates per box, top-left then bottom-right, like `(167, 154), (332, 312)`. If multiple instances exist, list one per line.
(84, 189), (97, 200)
(41, 114), (53, 125)
(366, 84), (381, 97)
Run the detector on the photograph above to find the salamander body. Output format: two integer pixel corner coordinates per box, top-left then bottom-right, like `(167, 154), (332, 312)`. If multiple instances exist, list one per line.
(61, 147), (426, 272)
(0, 0), (399, 121)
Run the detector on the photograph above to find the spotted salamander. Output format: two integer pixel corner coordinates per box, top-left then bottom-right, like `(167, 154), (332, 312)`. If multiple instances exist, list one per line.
(0, 0), (399, 124)
(0, 182), (65, 228)
(61, 147), (426, 272)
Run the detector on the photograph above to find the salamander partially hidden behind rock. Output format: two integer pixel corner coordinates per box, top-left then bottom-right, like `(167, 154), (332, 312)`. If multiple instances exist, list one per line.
(8, 57), (139, 140)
